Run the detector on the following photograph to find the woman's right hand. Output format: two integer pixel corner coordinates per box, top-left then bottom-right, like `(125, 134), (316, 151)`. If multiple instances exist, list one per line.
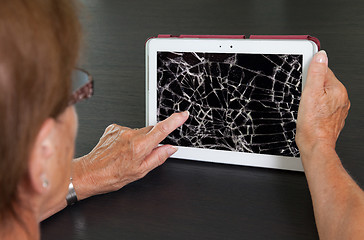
(72, 111), (189, 200)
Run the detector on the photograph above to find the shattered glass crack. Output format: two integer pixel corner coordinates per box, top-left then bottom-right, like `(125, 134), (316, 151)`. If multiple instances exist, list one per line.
(157, 51), (302, 157)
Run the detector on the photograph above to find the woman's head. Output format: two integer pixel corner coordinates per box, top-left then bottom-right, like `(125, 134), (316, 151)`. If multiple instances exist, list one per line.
(0, 0), (81, 221)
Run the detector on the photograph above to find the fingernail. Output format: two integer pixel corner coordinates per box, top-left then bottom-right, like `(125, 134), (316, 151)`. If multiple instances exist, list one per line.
(182, 110), (189, 117)
(167, 146), (178, 156)
(315, 50), (328, 64)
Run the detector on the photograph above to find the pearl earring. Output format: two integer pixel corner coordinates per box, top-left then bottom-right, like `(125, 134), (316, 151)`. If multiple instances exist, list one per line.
(42, 179), (49, 188)
(41, 174), (49, 188)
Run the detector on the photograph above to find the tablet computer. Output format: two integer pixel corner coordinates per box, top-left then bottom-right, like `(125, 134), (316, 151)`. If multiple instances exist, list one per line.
(146, 35), (319, 171)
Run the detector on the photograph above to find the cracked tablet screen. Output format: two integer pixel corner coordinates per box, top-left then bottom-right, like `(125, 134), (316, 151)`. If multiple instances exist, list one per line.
(157, 52), (302, 157)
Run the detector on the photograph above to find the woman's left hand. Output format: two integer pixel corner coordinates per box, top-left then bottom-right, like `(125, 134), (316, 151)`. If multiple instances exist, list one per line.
(71, 111), (189, 200)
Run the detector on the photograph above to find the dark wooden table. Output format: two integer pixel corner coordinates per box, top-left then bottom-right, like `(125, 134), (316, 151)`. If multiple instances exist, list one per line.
(41, 1), (364, 239)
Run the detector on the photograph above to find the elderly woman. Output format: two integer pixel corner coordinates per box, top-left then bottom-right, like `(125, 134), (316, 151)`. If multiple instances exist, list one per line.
(1, 0), (363, 240)
(0, 0), (188, 239)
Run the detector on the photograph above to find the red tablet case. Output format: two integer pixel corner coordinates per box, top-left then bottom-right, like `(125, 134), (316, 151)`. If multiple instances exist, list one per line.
(154, 34), (320, 50)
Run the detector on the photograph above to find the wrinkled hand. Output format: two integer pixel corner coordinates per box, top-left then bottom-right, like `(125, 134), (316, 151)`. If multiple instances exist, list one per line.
(72, 111), (189, 199)
(296, 51), (350, 156)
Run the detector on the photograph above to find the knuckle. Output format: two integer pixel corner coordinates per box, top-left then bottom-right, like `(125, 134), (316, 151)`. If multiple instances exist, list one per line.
(156, 150), (167, 164)
(339, 92), (346, 102)
(135, 170), (146, 179)
(340, 91), (349, 104)
(337, 82), (348, 97)
(347, 100), (351, 110)
(106, 124), (131, 133)
(106, 123), (118, 131)
(309, 65), (326, 78)
(340, 85), (348, 97)
(156, 122), (169, 135)
(143, 125), (154, 134)
(157, 153), (168, 166)
(311, 67), (326, 76)
(103, 123), (122, 137)
(341, 120), (346, 129)
(333, 84), (348, 104)
(122, 128), (135, 139)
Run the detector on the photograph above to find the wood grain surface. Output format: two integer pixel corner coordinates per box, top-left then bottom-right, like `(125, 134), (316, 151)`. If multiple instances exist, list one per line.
(41, 0), (364, 239)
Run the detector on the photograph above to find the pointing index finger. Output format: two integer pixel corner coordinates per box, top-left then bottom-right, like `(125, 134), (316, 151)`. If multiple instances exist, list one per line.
(145, 111), (189, 148)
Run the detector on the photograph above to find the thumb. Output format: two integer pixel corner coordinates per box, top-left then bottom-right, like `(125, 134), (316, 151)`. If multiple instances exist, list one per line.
(304, 50), (328, 90)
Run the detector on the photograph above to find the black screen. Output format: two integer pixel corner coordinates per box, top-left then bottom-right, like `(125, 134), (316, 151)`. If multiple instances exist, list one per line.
(157, 52), (302, 157)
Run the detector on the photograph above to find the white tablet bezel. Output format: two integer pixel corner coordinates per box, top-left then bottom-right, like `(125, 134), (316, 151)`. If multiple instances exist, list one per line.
(146, 38), (318, 171)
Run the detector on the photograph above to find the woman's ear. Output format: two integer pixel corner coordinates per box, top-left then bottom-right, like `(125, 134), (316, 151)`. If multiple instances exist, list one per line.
(27, 118), (56, 194)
